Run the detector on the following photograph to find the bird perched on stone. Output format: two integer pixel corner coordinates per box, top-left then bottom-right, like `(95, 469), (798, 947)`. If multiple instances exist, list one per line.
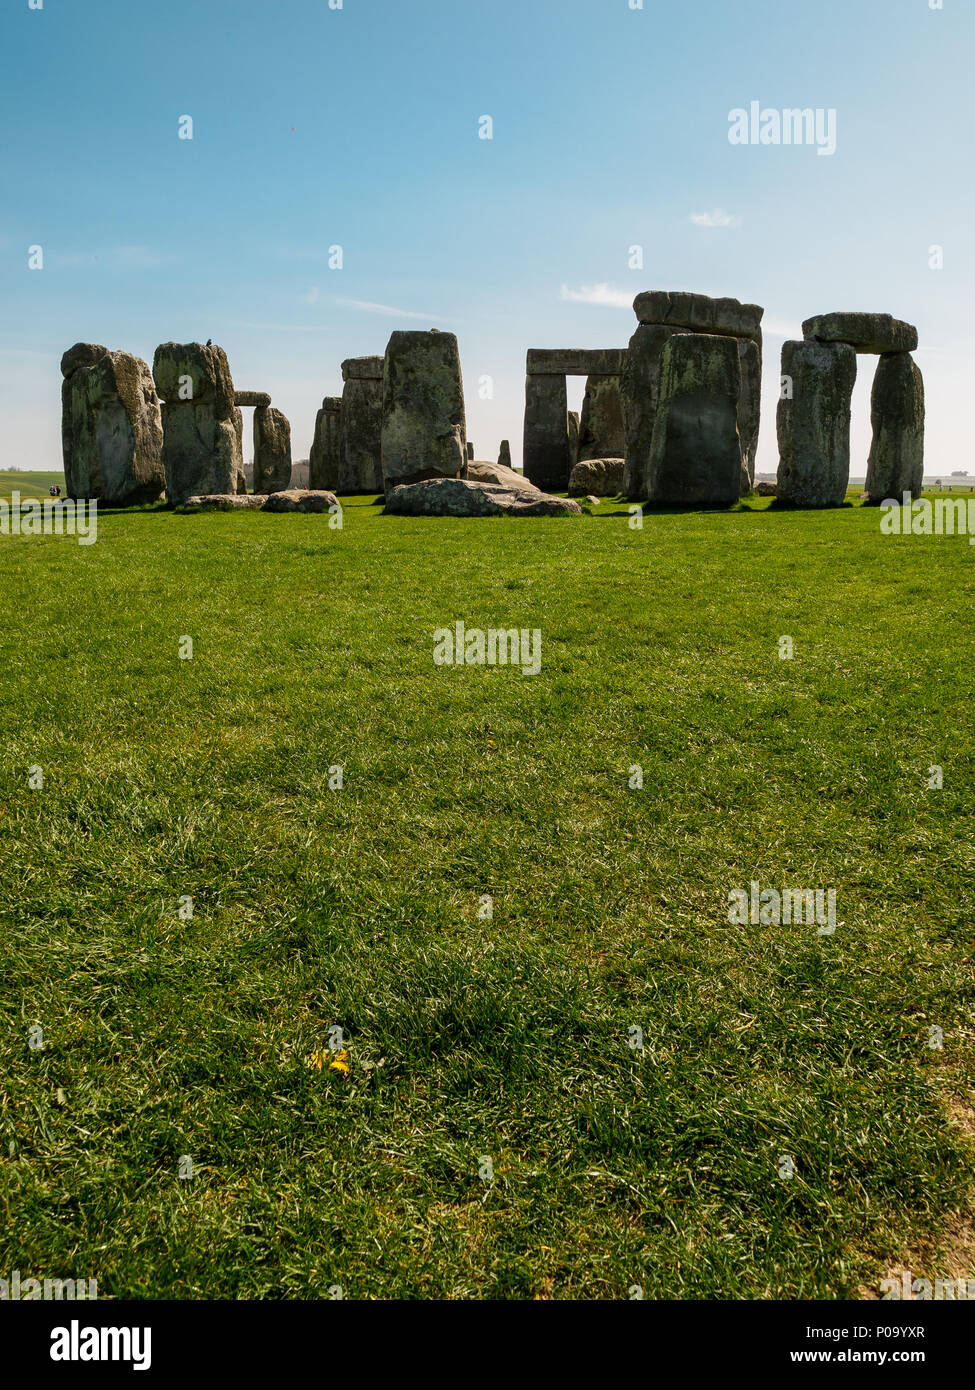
(206, 339), (213, 347)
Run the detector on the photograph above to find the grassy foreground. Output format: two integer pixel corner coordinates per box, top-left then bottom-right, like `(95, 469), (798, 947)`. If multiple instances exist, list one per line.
(1, 489), (973, 1300)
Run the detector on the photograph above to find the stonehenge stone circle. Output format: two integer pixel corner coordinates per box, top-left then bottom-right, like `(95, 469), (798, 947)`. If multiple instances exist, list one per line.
(153, 342), (244, 505)
(620, 292), (762, 502)
(380, 330), (467, 491)
(61, 344), (165, 505)
(339, 356), (383, 493)
(253, 406), (293, 494)
(864, 353), (925, 503)
(385, 477), (582, 517)
(523, 349), (626, 492)
(568, 458), (628, 498)
(578, 373), (626, 462)
(776, 340), (857, 507)
(647, 333), (743, 506)
(498, 439), (512, 470)
(778, 312), (920, 507)
(309, 396), (342, 492)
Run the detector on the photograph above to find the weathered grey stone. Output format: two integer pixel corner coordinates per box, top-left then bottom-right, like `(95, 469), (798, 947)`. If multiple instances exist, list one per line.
(179, 493), (266, 511)
(381, 331), (467, 490)
(261, 489), (339, 513)
(526, 348), (627, 377)
(620, 324), (681, 498)
(567, 410), (580, 471)
(737, 337), (762, 493)
(309, 396), (342, 492)
(60, 343), (109, 378)
(253, 406), (292, 494)
(864, 353), (924, 503)
(153, 342), (244, 504)
(802, 312), (918, 355)
(498, 439), (512, 470)
(633, 290), (763, 342)
(384, 477), (582, 517)
(776, 340), (857, 508)
(234, 390), (272, 408)
(467, 460), (542, 492)
(754, 481), (777, 497)
(61, 347), (165, 505)
(568, 457), (628, 498)
(578, 375), (625, 462)
(340, 367), (383, 492)
(341, 356), (384, 381)
(647, 333), (743, 505)
(523, 374), (569, 491)
(466, 442), (475, 461)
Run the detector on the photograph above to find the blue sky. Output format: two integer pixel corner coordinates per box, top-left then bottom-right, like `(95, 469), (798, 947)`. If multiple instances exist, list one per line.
(1, 0), (972, 475)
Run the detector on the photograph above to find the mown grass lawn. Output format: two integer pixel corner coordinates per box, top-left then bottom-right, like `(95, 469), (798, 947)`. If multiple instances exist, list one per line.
(1, 488), (973, 1300)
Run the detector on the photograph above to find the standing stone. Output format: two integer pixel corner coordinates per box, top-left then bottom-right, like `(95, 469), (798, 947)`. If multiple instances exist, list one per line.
(737, 337), (762, 494)
(864, 354), (924, 503)
(340, 357), (384, 493)
(381, 330), (467, 491)
(466, 441), (475, 461)
(523, 375), (569, 491)
(309, 397), (342, 492)
(578, 375), (625, 462)
(620, 324), (680, 498)
(61, 345), (165, 504)
(567, 410), (581, 472)
(776, 340), (857, 508)
(253, 406), (292, 494)
(498, 439), (512, 470)
(647, 333), (743, 505)
(153, 342), (244, 504)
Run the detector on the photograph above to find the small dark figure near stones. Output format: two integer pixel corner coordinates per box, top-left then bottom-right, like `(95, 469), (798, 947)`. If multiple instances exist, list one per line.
(206, 339), (213, 347)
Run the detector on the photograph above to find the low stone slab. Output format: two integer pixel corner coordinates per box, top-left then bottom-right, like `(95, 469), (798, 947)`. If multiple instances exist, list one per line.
(466, 460), (542, 492)
(754, 481), (777, 497)
(234, 390), (272, 408)
(180, 494), (266, 511)
(568, 457), (627, 497)
(633, 290), (763, 342)
(384, 478), (582, 517)
(261, 489), (339, 512)
(802, 312), (918, 354)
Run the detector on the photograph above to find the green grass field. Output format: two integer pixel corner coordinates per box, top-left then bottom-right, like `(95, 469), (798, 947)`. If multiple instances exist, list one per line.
(1, 481), (973, 1300)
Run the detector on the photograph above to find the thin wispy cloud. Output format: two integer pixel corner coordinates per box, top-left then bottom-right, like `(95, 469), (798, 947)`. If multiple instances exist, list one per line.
(559, 283), (632, 308)
(689, 209), (740, 228)
(336, 298), (442, 320)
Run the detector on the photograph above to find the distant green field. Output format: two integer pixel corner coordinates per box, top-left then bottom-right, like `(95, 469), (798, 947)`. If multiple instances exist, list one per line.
(1, 493), (973, 1300)
(0, 470), (65, 500)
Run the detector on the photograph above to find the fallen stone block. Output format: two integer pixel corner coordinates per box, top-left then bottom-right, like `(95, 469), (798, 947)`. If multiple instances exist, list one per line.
(384, 478), (582, 517)
(568, 457), (628, 497)
(261, 489), (339, 512)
